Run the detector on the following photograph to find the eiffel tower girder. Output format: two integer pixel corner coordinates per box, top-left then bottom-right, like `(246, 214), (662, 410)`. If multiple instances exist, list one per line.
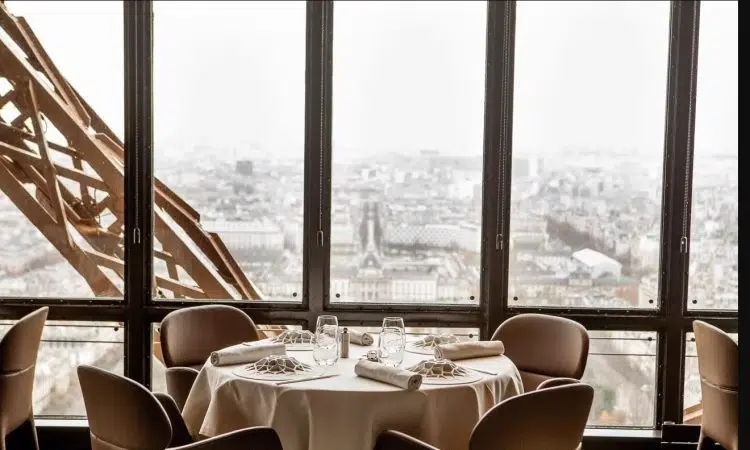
(0, 4), (263, 301)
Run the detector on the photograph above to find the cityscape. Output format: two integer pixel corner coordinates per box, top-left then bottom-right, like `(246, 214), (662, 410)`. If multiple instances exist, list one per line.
(0, 0), (736, 431)
(0, 147), (736, 425)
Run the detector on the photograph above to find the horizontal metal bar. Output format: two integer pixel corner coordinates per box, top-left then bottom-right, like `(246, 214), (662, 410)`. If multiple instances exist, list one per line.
(39, 339), (124, 345)
(148, 299), (307, 311)
(0, 304), (127, 321)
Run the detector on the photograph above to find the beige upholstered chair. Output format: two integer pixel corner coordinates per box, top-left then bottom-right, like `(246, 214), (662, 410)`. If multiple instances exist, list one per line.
(160, 305), (261, 410)
(375, 383), (594, 450)
(491, 313), (589, 391)
(693, 320), (738, 450)
(78, 365), (282, 450)
(536, 377), (581, 390)
(0, 306), (48, 450)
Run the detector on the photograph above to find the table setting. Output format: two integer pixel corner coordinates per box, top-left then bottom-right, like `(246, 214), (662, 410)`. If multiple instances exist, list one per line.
(181, 316), (523, 450)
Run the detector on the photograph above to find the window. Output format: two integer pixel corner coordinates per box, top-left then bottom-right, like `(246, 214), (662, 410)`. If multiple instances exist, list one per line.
(348, 326), (480, 341)
(330, 1), (487, 305)
(583, 331), (658, 428)
(152, 1), (306, 302)
(687, 1), (737, 311)
(0, 1), (124, 299)
(509, 1), (670, 309)
(0, 320), (124, 418)
(683, 331), (738, 423)
(0, 0), (738, 438)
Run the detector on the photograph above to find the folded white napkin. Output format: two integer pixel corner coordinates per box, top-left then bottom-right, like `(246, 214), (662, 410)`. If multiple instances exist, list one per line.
(354, 360), (423, 390)
(349, 330), (374, 346)
(210, 343), (286, 366)
(433, 341), (505, 361)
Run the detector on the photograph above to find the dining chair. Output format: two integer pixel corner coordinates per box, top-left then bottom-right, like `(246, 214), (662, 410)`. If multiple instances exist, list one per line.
(0, 306), (49, 450)
(77, 365), (283, 450)
(693, 320), (738, 450)
(374, 383), (594, 450)
(160, 305), (261, 410)
(491, 313), (589, 391)
(536, 377), (581, 390)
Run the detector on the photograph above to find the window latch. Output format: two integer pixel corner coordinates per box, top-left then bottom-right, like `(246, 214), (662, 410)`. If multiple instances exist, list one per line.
(679, 236), (688, 254)
(495, 234), (503, 251)
(317, 230), (324, 247)
(133, 227), (141, 245)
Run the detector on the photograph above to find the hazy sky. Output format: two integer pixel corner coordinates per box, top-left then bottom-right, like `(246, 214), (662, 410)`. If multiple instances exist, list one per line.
(3, 1), (737, 159)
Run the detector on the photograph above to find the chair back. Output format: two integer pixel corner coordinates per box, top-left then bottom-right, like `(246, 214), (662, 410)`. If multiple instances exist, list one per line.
(0, 307), (48, 432)
(536, 377), (581, 390)
(78, 365), (172, 450)
(470, 383), (594, 450)
(491, 313), (589, 390)
(160, 305), (260, 367)
(693, 320), (738, 450)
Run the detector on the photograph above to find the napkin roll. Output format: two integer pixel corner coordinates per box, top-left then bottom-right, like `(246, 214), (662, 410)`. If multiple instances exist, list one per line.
(349, 330), (374, 346)
(210, 342), (286, 366)
(433, 341), (505, 361)
(354, 360), (423, 390)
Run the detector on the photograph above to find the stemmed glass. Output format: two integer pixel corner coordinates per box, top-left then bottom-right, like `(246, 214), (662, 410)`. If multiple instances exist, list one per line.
(378, 317), (405, 367)
(313, 315), (339, 366)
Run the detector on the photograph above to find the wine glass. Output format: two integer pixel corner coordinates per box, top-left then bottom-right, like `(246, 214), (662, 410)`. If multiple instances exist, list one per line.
(313, 315), (339, 366)
(378, 317), (405, 367)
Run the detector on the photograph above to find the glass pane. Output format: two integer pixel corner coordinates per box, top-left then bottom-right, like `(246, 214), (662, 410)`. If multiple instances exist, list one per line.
(583, 331), (657, 428)
(330, 1), (487, 305)
(152, 1), (305, 302)
(348, 326), (480, 340)
(687, 1), (738, 311)
(683, 331), (738, 423)
(0, 1), (124, 299)
(508, 1), (670, 309)
(0, 320), (124, 418)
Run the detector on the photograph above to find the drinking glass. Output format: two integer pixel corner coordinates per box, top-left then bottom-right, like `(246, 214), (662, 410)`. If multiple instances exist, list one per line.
(378, 317), (405, 367)
(313, 315), (339, 366)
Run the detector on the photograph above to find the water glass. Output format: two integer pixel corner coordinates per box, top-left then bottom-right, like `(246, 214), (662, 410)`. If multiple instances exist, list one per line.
(313, 315), (339, 366)
(378, 317), (405, 367)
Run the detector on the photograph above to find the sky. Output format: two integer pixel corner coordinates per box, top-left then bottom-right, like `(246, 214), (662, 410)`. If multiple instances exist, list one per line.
(2, 0), (737, 160)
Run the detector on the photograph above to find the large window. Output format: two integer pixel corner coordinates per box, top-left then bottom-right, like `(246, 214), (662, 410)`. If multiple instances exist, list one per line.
(0, 0), (737, 438)
(687, 1), (737, 311)
(0, 1), (124, 299)
(151, 1), (306, 302)
(329, 1), (487, 305)
(509, 1), (670, 309)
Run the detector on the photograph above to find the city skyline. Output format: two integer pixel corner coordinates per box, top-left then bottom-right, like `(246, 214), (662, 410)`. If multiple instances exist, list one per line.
(0, 0), (737, 426)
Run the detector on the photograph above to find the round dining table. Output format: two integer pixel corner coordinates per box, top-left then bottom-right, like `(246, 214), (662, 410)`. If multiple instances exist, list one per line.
(181, 340), (523, 450)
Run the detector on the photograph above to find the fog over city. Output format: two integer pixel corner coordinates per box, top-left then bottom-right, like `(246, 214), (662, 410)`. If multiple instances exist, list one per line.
(0, 0), (737, 426)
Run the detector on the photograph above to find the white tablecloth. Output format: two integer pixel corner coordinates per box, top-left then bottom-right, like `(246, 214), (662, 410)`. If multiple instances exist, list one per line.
(182, 342), (523, 450)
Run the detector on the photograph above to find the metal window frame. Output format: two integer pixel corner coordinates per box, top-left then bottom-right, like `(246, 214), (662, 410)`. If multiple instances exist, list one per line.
(0, 0), (737, 433)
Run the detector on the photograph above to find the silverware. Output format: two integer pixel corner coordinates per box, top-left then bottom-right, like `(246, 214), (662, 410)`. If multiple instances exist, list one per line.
(276, 373), (340, 385)
(461, 366), (498, 376)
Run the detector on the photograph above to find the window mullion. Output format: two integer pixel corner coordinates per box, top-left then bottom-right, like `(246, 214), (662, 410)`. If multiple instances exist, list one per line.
(304, 0), (333, 329)
(123, 0), (153, 387)
(483, 0), (516, 338)
(658, 0), (700, 426)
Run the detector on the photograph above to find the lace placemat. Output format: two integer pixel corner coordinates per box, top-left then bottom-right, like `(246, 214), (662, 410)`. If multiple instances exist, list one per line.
(406, 359), (482, 385)
(405, 334), (461, 355)
(247, 330), (316, 351)
(232, 355), (324, 381)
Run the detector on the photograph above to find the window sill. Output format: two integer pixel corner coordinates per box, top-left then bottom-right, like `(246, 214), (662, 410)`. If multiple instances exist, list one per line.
(35, 420), (662, 444)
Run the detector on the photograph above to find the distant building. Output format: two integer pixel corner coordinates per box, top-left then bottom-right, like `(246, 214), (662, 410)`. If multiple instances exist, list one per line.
(572, 248), (622, 278)
(236, 160), (254, 176)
